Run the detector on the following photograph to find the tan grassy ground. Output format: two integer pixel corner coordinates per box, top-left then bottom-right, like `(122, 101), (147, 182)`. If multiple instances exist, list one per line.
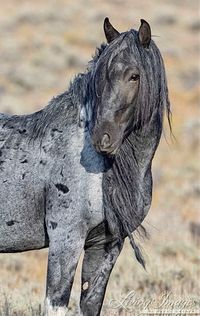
(0, 0), (199, 315)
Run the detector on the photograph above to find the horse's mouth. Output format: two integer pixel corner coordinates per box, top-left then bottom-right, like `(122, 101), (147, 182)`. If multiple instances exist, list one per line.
(104, 146), (119, 156)
(95, 144), (120, 156)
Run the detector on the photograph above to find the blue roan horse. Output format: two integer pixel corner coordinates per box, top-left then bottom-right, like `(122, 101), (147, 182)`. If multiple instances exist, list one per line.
(0, 18), (171, 315)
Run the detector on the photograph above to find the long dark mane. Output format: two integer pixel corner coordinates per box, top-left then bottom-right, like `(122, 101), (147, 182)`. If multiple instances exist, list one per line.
(91, 30), (171, 267)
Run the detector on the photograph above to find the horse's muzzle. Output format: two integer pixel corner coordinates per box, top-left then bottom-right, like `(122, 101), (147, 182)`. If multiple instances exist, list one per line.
(92, 133), (120, 155)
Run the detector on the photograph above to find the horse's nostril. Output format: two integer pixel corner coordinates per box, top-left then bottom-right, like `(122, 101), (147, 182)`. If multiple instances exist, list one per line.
(101, 133), (111, 149)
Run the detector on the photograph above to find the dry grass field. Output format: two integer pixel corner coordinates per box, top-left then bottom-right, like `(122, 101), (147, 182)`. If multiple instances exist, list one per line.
(0, 0), (199, 315)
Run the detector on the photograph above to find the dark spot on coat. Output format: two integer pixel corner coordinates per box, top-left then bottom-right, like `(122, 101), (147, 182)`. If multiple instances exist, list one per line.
(18, 129), (26, 134)
(20, 159), (28, 163)
(22, 173), (25, 179)
(50, 221), (57, 230)
(52, 128), (63, 133)
(0, 160), (5, 171)
(55, 183), (69, 194)
(42, 145), (47, 153)
(51, 128), (63, 137)
(40, 160), (47, 165)
(6, 220), (19, 226)
(0, 150), (2, 157)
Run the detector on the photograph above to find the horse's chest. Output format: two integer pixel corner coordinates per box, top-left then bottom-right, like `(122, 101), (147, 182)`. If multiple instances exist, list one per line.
(79, 170), (103, 226)
(61, 129), (104, 228)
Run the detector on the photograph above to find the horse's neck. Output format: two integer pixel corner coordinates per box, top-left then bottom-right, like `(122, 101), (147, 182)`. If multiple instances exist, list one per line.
(47, 91), (78, 129)
(44, 94), (109, 174)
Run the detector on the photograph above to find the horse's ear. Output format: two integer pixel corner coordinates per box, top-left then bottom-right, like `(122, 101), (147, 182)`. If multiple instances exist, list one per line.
(103, 17), (120, 43)
(138, 19), (151, 48)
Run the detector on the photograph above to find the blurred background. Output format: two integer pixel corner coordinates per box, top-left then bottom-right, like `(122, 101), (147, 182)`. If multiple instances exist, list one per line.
(0, 0), (199, 315)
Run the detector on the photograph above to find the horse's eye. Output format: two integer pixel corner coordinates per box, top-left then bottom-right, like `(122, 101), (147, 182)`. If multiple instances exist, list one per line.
(129, 74), (140, 82)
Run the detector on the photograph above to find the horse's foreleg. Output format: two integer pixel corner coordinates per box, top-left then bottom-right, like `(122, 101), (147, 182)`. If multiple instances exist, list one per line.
(80, 224), (123, 316)
(44, 226), (85, 316)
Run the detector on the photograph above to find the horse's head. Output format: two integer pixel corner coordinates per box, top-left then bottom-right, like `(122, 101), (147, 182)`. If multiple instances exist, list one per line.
(86, 18), (168, 155)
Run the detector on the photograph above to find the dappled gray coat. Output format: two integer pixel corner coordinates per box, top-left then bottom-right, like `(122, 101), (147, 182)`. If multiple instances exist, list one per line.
(0, 18), (171, 316)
